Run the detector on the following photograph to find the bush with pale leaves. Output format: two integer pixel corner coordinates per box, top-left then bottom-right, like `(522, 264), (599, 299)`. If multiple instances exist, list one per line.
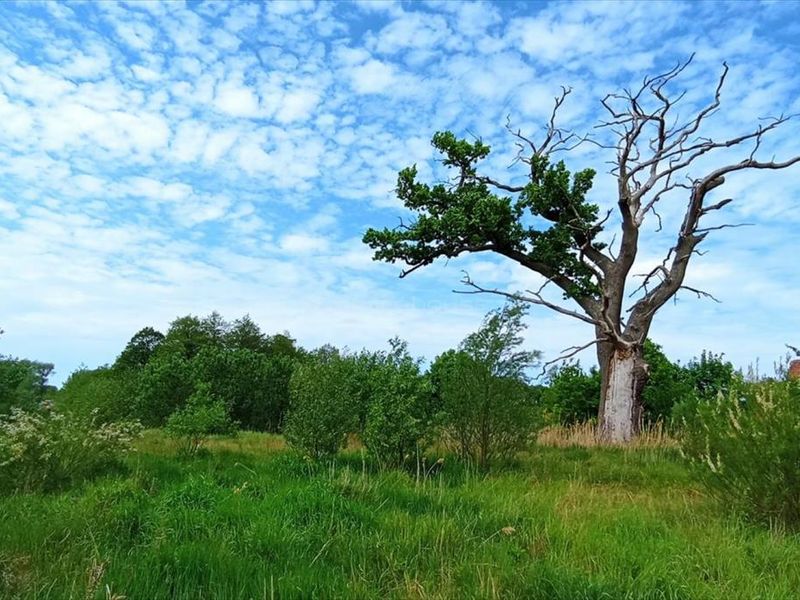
(680, 380), (800, 529)
(0, 408), (141, 493)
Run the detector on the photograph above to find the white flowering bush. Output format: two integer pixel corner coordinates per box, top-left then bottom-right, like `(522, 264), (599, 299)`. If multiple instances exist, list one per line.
(0, 408), (142, 493)
(680, 380), (800, 528)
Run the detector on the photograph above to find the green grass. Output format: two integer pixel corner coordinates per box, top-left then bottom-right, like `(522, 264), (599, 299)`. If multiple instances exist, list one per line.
(1, 432), (799, 599)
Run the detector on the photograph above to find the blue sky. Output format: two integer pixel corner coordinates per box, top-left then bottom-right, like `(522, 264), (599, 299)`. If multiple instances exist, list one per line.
(0, 0), (799, 385)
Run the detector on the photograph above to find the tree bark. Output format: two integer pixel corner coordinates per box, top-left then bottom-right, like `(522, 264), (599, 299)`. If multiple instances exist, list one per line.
(597, 344), (648, 443)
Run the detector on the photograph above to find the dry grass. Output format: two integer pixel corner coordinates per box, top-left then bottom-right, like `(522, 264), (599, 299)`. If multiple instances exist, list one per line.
(135, 429), (287, 455)
(537, 421), (677, 449)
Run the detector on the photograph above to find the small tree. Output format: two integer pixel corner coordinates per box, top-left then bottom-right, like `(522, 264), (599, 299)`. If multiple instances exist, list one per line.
(362, 339), (434, 468)
(284, 354), (358, 460)
(165, 383), (236, 455)
(432, 301), (540, 469)
(364, 58), (800, 442)
(0, 356), (54, 414)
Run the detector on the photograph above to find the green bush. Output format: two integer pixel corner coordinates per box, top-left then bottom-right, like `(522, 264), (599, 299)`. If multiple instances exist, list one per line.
(56, 367), (138, 423)
(284, 354), (358, 460)
(0, 408), (141, 493)
(430, 301), (541, 469)
(190, 347), (294, 432)
(680, 380), (800, 528)
(433, 350), (536, 468)
(165, 383), (237, 455)
(0, 356), (54, 414)
(361, 340), (434, 468)
(539, 362), (601, 425)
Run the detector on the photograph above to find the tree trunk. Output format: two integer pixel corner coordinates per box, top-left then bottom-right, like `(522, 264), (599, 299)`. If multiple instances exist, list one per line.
(597, 344), (648, 443)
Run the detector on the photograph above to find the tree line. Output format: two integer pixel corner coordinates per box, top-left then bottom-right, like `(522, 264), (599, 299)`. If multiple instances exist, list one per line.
(2, 307), (736, 468)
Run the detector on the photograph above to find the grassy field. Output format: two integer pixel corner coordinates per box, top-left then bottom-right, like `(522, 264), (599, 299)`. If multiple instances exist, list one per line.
(1, 431), (799, 599)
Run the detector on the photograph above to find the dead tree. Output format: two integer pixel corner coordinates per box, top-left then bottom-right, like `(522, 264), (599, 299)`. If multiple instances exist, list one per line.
(364, 56), (800, 442)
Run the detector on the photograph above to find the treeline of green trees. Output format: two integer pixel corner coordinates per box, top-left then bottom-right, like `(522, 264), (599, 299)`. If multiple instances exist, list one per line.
(5, 311), (800, 528)
(540, 342), (737, 425)
(3, 305), (735, 462)
(0, 357), (55, 414)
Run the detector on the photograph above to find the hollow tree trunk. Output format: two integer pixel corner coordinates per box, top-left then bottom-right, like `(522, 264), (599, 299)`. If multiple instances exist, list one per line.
(597, 343), (648, 443)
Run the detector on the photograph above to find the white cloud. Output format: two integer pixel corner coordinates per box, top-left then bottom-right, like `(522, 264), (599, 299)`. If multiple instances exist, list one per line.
(279, 233), (330, 254)
(202, 129), (240, 164)
(348, 59), (397, 94)
(214, 80), (261, 117)
(171, 120), (210, 163)
(0, 199), (20, 220)
(275, 88), (320, 123)
(371, 11), (453, 54)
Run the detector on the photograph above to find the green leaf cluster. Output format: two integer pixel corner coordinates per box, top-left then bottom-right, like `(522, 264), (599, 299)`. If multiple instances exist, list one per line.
(364, 132), (601, 298)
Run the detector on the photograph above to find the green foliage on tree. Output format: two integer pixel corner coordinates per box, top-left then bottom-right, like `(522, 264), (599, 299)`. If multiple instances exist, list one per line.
(0, 356), (54, 414)
(154, 314), (225, 361)
(363, 132), (601, 299)
(57, 367), (138, 423)
(100, 313), (301, 429)
(135, 352), (195, 427)
(165, 383), (237, 456)
(361, 339), (434, 468)
(284, 353), (358, 460)
(431, 301), (540, 469)
(190, 347), (293, 432)
(114, 327), (164, 370)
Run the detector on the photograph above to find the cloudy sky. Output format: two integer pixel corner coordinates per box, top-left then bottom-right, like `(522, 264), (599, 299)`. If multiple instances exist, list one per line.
(1, 0), (799, 384)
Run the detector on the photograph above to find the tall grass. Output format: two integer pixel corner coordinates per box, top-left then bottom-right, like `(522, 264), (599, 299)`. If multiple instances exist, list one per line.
(1, 431), (798, 599)
(537, 420), (677, 450)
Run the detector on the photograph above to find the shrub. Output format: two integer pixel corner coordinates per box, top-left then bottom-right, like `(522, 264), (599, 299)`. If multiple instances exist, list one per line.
(539, 362), (601, 425)
(433, 351), (537, 468)
(361, 340), (434, 468)
(190, 347), (294, 432)
(284, 354), (358, 460)
(56, 367), (138, 423)
(680, 380), (800, 528)
(671, 350), (739, 427)
(0, 356), (54, 414)
(0, 408), (141, 493)
(683, 350), (737, 402)
(431, 301), (541, 469)
(165, 383), (237, 455)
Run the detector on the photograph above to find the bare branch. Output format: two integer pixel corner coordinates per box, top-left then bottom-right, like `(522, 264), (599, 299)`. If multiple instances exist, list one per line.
(456, 273), (601, 327)
(677, 285), (721, 303)
(694, 222), (753, 234)
(539, 338), (604, 378)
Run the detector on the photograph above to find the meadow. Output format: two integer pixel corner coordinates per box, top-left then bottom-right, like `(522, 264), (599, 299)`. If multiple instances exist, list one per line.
(2, 430), (799, 600)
